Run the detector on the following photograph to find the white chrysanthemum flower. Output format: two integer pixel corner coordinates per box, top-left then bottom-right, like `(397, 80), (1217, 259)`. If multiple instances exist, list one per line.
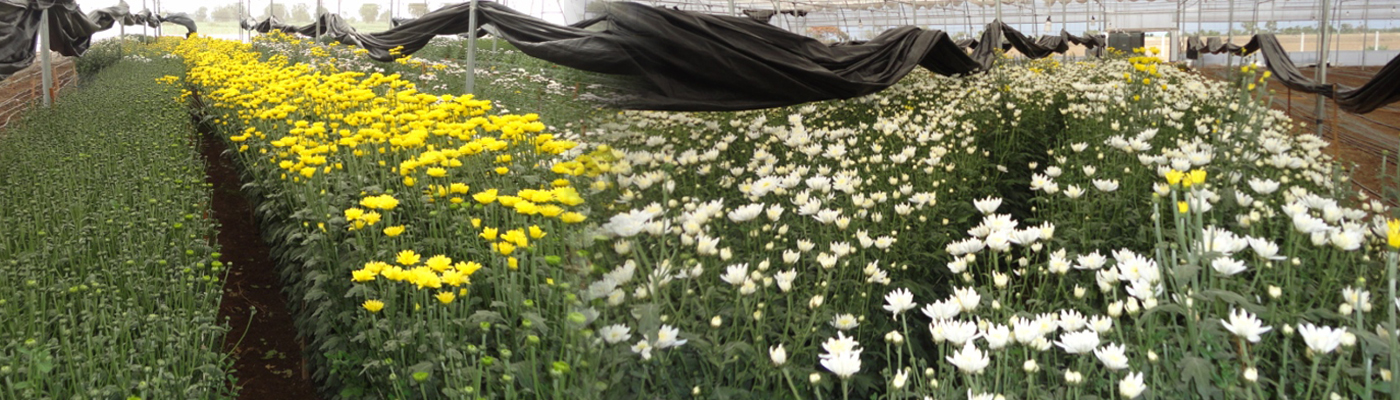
(631, 339), (653, 359)
(655, 325), (687, 348)
(938, 319), (980, 346)
(1092, 179), (1119, 192)
(1298, 323), (1344, 354)
(921, 299), (961, 321)
(1220, 308), (1272, 343)
(983, 323), (1012, 349)
(883, 288), (917, 319)
(945, 341), (991, 374)
(604, 209), (657, 237)
(1074, 251), (1107, 270)
(1247, 237), (1287, 260)
(1248, 177), (1279, 194)
(1341, 286), (1372, 312)
(1055, 330), (1101, 354)
(600, 324), (632, 344)
(720, 263), (748, 286)
(770, 343), (787, 366)
(728, 203), (765, 222)
(1058, 309), (1087, 332)
(953, 287), (981, 312)
(1210, 257), (1248, 277)
(974, 196), (1002, 215)
(1119, 371), (1147, 399)
(1094, 343), (1130, 370)
(820, 351), (861, 379)
(830, 314), (859, 331)
(774, 269), (797, 292)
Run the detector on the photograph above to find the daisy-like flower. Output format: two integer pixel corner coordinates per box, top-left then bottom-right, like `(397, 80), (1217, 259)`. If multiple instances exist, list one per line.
(1210, 257), (1248, 276)
(720, 263), (748, 286)
(727, 203), (765, 222)
(952, 287), (981, 312)
(820, 351), (861, 379)
(830, 314), (859, 330)
(820, 331), (862, 358)
(769, 343), (787, 366)
(1092, 179), (1119, 192)
(631, 339), (653, 360)
(774, 269), (797, 292)
(974, 196), (1002, 215)
(883, 288), (917, 319)
(938, 319), (980, 346)
(945, 341), (991, 374)
(921, 299), (961, 321)
(1055, 330), (1101, 354)
(1119, 371), (1147, 399)
(1298, 323), (1344, 354)
(599, 324), (632, 344)
(1094, 343), (1130, 370)
(1220, 309), (1271, 343)
(655, 325), (687, 348)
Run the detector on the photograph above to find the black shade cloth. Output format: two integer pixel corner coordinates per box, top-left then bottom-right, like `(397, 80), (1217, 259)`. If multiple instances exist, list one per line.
(1, 0), (196, 80)
(1233, 34), (1400, 114)
(251, 3), (1110, 110)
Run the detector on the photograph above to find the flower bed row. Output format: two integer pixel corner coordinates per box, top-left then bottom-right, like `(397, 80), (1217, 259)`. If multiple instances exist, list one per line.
(185, 29), (1400, 400)
(0, 51), (233, 399)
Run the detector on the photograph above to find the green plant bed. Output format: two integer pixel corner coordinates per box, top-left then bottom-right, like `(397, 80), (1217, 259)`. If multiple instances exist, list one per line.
(0, 58), (233, 399)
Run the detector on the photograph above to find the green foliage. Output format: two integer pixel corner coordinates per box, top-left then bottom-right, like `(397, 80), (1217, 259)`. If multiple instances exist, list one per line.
(0, 57), (233, 399)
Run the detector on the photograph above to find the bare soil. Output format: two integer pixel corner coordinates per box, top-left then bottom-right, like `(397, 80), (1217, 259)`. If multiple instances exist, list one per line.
(1201, 65), (1400, 203)
(202, 125), (322, 400)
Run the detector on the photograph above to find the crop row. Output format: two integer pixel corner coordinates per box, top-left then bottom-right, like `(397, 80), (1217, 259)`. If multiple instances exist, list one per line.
(0, 51), (233, 399)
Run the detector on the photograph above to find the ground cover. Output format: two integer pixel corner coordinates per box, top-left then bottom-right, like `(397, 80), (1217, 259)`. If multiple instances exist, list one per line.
(176, 31), (1400, 400)
(0, 49), (234, 399)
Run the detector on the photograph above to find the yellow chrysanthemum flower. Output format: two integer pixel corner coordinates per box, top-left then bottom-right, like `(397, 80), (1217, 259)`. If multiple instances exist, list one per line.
(1388, 219), (1400, 249)
(435, 291), (456, 304)
(362, 299), (385, 313)
(425, 255), (453, 272)
(383, 225), (405, 237)
(397, 249), (421, 266)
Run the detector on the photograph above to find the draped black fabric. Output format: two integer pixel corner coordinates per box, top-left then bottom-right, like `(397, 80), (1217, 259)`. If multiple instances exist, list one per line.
(0, 0), (97, 79)
(231, 2), (1105, 110)
(339, 3), (1106, 110)
(1, 0), (196, 80)
(1232, 34), (1400, 114)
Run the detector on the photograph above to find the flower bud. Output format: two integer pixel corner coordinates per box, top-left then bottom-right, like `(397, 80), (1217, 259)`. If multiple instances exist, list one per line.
(1023, 359), (1038, 373)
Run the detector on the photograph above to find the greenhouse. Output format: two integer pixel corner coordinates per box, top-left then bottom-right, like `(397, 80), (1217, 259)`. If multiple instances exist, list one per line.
(4, 0), (1400, 399)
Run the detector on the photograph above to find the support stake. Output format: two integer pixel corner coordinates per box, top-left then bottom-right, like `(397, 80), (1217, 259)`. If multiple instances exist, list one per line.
(39, 8), (53, 108)
(465, 0), (479, 95)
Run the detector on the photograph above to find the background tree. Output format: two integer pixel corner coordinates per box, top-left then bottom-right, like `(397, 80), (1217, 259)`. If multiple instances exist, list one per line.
(291, 3), (312, 23)
(210, 3), (243, 22)
(379, 10), (391, 23)
(407, 3), (429, 18)
(262, 4), (290, 21)
(194, 6), (208, 22)
(359, 3), (381, 23)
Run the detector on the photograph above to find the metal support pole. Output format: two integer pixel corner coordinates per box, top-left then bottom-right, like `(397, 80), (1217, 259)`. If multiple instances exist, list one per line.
(1226, 0), (1235, 70)
(1362, 0), (1371, 67)
(316, 0), (322, 39)
(465, 0), (478, 94)
(729, 0), (736, 16)
(995, 0), (1002, 22)
(39, 8), (53, 107)
(1314, 0), (1332, 137)
(143, 0), (148, 36)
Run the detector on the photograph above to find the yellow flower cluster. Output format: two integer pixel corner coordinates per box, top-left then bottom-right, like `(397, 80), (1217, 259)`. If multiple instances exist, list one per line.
(1164, 169), (1207, 188)
(352, 250), (483, 308)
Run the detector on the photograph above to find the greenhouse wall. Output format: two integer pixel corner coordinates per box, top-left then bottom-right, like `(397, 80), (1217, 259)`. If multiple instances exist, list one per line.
(0, 52), (77, 130)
